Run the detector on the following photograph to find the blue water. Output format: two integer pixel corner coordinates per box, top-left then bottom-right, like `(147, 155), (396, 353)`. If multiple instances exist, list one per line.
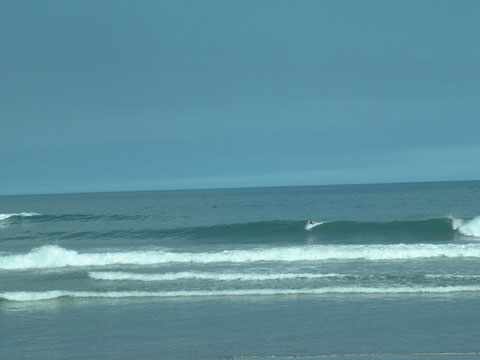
(1, 182), (480, 359)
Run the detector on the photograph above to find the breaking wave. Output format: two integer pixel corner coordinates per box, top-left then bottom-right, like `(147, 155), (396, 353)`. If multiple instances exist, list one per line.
(451, 216), (480, 237)
(0, 212), (41, 221)
(121, 217), (480, 241)
(2, 286), (480, 302)
(425, 274), (480, 279)
(88, 271), (345, 282)
(2, 214), (479, 242)
(3, 243), (480, 270)
(90, 271), (480, 282)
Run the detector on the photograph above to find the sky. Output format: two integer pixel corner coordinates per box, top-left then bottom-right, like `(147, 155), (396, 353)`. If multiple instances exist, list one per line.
(1, 0), (480, 195)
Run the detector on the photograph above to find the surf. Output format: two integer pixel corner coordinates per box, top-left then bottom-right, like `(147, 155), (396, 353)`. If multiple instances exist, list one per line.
(2, 214), (479, 242)
(451, 216), (480, 237)
(0, 212), (41, 221)
(88, 271), (346, 282)
(3, 243), (480, 270)
(3, 285), (480, 302)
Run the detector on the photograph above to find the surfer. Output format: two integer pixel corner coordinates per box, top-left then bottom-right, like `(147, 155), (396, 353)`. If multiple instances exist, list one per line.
(306, 219), (324, 230)
(305, 220), (317, 230)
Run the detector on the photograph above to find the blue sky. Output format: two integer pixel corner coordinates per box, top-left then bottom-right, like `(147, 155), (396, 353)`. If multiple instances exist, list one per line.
(2, 0), (479, 195)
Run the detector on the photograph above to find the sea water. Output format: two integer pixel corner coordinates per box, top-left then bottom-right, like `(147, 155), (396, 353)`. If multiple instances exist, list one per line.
(1, 182), (480, 359)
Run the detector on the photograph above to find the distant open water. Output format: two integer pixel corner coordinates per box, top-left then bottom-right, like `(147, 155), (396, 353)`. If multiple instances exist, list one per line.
(1, 182), (480, 359)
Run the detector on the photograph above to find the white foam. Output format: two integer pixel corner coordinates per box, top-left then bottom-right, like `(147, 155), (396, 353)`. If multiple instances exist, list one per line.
(88, 271), (345, 282)
(2, 286), (480, 302)
(425, 274), (480, 279)
(0, 212), (41, 221)
(451, 216), (480, 237)
(3, 243), (480, 270)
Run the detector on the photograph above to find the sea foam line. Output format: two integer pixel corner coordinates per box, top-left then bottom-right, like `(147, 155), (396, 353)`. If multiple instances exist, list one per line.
(4, 244), (480, 270)
(90, 271), (480, 282)
(88, 271), (345, 282)
(425, 274), (480, 279)
(2, 286), (480, 302)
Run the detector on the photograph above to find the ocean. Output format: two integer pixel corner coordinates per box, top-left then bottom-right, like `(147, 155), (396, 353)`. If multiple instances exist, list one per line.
(1, 181), (480, 359)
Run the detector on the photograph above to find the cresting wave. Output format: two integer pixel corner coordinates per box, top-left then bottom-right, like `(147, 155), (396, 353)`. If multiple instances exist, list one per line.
(0, 212), (41, 221)
(2, 286), (480, 302)
(88, 271), (345, 282)
(3, 244), (480, 270)
(451, 216), (480, 237)
(2, 213), (479, 238)
(123, 217), (480, 240)
(0, 212), (145, 224)
(311, 217), (480, 238)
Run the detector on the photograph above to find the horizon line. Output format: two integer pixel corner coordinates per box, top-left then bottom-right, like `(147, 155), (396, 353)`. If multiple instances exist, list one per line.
(1, 179), (479, 198)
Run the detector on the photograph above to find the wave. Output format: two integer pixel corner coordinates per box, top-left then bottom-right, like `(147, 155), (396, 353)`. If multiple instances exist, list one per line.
(88, 271), (345, 282)
(0, 212), (41, 221)
(112, 217), (480, 242)
(310, 217), (480, 240)
(148, 217), (480, 240)
(425, 274), (480, 279)
(451, 216), (480, 237)
(0, 213), (145, 224)
(2, 286), (480, 302)
(90, 271), (480, 282)
(141, 218), (457, 240)
(3, 243), (480, 270)
(3, 214), (479, 242)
